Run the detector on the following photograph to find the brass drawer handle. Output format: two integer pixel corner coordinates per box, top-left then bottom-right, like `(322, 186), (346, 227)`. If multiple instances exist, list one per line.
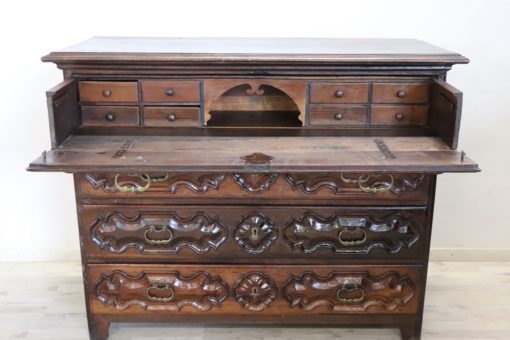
(395, 113), (404, 121)
(358, 174), (394, 193)
(167, 113), (177, 122)
(335, 90), (344, 98)
(165, 89), (174, 96)
(144, 225), (173, 245)
(147, 283), (174, 302)
(338, 228), (367, 246)
(102, 89), (111, 97)
(334, 113), (343, 120)
(340, 173), (369, 184)
(337, 285), (365, 304)
(114, 174), (151, 192)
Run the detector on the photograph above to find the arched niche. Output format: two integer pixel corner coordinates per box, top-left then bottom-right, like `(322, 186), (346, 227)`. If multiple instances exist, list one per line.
(204, 79), (306, 127)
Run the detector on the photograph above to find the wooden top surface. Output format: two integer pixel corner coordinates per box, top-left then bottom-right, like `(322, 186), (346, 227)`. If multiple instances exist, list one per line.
(42, 37), (469, 65)
(28, 135), (479, 173)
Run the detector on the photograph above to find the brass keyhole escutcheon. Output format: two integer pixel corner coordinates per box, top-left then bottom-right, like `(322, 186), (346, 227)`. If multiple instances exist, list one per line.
(250, 286), (260, 299)
(250, 226), (260, 240)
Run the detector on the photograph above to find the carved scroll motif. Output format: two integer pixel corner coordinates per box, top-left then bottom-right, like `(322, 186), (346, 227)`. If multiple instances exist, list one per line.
(83, 173), (226, 193)
(96, 271), (228, 311)
(232, 173), (278, 193)
(234, 272), (278, 311)
(284, 212), (419, 255)
(90, 211), (228, 254)
(233, 213), (278, 254)
(283, 271), (415, 312)
(284, 173), (427, 195)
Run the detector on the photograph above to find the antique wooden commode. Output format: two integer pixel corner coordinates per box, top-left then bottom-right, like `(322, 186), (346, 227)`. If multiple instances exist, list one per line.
(28, 37), (479, 339)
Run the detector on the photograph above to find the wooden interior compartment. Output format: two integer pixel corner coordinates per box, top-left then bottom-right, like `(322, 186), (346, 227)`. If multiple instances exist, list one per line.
(143, 107), (200, 127)
(81, 106), (140, 127)
(78, 81), (138, 103)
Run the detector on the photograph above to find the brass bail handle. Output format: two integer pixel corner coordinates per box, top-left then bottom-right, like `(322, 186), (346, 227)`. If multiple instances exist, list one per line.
(114, 174), (151, 192)
(336, 285), (365, 304)
(338, 228), (367, 246)
(358, 174), (394, 193)
(144, 225), (173, 245)
(147, 283), (174, 302)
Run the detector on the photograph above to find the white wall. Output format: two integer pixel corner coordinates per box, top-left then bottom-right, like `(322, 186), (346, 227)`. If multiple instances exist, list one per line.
(1, 0), (509, 261)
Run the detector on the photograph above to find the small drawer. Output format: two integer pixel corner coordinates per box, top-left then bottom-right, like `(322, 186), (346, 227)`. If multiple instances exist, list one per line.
(371, 105), (429, 126)
(81, 106), (139, 127)
(309, 105), (367, 126)
(372, 83), (429, 104)
(143, 107), (200, 127)
(79, 81), (138, 103)
(141, 80), (200, 103)
(310, 82), (369, 104)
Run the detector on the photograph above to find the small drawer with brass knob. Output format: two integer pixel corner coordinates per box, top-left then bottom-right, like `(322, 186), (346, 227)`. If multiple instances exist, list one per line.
(81, 106), (140, 127)
(309, 105), (367, 126)
(309, 82), (369, 104)
(372, 82), (430, 104)
(78, 81), (138, 103)
(143, 106), (200, 127)
(371, 105), (429, 126)
(141, 80), (200, 103)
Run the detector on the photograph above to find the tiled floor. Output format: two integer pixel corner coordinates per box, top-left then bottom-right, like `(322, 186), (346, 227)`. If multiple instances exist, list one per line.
(0, 262), (509, 339)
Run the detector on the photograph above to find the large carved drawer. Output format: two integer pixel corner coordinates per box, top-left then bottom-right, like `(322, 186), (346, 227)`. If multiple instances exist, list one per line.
(88, 264), (421, 316)
(80, 205), (428, 262)
(77, 172), (431, 205)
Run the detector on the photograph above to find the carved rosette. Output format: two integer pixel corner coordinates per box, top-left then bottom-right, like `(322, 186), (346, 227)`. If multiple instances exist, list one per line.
(284, 173), (427, 195)
(234, 272), (278, 311)
(95, 271), (228, 311)
(283, 271), (415, 312)
(284, 212), (419, 255)
(232, 173), (278, 193)
(84, 173), (226, 193)
(90, 211), (228, 254)
(233, 213), (278, 254)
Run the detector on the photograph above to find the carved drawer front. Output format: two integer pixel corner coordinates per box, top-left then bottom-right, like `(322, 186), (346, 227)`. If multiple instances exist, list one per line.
(77, 172), (430, 205)
(80, 206), (427, 261)
(143, 107), (200, 127)
(78, 81), (138, 103)
(371, 105), (429, 126)
(309, 82), (369, 104)
(88, 264), (420, 315)
(309, 105), (367, 126)
(81, 106), (140, 127)
(141, 80), (200, 103)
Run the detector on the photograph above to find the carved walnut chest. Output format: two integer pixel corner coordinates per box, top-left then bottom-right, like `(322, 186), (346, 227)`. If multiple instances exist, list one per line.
(28, 37), (479, 340)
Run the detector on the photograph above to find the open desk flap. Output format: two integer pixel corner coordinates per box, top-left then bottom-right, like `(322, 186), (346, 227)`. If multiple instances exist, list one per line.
(28, 135), (479, 173)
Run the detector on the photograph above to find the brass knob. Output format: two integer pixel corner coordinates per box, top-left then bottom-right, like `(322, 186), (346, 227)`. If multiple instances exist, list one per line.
(167, 113), (177, 121)
(102, 89), (111, 97)
(105, 113), (116, 121)
(335, 113), (343, 120)
(395, 113), (404, 121)
(396, 90), (406, 98)
(165, 89), (174, 96)
(335, 90), (344, 98)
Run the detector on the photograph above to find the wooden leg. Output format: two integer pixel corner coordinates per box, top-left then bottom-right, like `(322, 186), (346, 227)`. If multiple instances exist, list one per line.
(88, 314), (110, 340)
(399, 318), (422, 340)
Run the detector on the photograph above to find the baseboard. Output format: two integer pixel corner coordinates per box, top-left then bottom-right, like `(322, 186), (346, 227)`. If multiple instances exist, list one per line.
(429, 248), (510, 262)
(0, 247), (509, 262)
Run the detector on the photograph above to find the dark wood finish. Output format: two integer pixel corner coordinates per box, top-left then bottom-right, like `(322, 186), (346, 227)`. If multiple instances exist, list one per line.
(81, 106), (139, 127)
(79, 81), (138, 103)
(46, 79), (81, 148)
(430, 79), (463, 149)
(29, 38), (479, 340)
(372, 83), (430, 104)
(309, 105), (367, 126)
(143, 107), (200, 127)
(371, 105), (429, 126)
(309, 82), (369, 104)
(141, 80), (200, 103)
